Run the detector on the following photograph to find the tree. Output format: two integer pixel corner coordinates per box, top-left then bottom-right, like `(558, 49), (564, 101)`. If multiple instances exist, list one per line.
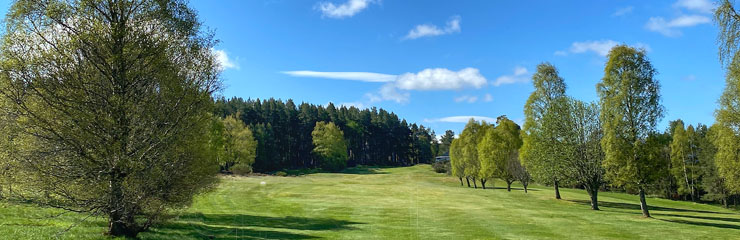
(714, 0), (740, 196)
(220, 115), (257, 173)
(312, 122), (348, 172)
(670, 120), (697, 201)
(450, 138), (466, 186)
(0, 0), (221, 237)
(700, 125), (730, 207)
(439, 130), (455, 155)
(460, 119), (487, 188)
(521, 62), (569, 199)
(495, 116), (523, 192)
(562, 99), (605, 210)
(598, 45), (664, 217)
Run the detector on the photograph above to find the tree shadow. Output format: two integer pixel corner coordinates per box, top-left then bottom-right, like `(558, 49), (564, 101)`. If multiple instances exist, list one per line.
(567, 200), (733, 215)
(339, 167), (388, 175)
(655, 213), (740, 224)
(658, 218), (740, 231)
(146, 213), (363, 239)
(481, 187), (539, 192)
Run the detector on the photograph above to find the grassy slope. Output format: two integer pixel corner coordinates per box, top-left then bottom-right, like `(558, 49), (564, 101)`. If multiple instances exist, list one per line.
(2, 164), (739, 239)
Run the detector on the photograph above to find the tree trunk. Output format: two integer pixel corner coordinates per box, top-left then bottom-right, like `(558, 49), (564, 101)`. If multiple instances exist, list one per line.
(459, 177), (463, 186)
(481, 179), (486, 189)
(506, 181), (512, 192)
(523, 183), (528, 193)
(554, 179), (562, 199)
(466, 177), (471, 187)
(638, 187), (651, 217)
(588, 188), (599, 210)
(473, 177), (478, 189)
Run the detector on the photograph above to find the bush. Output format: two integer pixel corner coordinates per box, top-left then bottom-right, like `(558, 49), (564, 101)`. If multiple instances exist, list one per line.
(231, 163), (253, 175)
(432, 160), (451, 174)
(275, 171), (288, 177)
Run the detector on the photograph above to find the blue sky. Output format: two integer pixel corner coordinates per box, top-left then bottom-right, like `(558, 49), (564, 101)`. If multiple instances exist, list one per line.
(0, 0), (725, 136)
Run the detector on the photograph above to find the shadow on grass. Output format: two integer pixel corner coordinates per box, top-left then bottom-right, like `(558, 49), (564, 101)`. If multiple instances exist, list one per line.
(340, 167), (388, 175)
(568, 200), (732, 215)
(655, 213), (740, 223)
(657, 218), (740, 231)
(148, 213), (362, 239)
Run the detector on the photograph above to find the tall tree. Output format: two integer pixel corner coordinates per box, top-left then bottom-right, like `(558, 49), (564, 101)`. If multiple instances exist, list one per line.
(450, 138), (466, 186)
(714, 0), (740, 196)
(439, 130), (455, 155)
(562, 99), (605, 210)
(598, 45), (664, 217)
(495, 116), (523, 192)
(312, 122), (348, 172)
(460, 119), (485, 188)
(0, 0), (221, 236)
(670, 120), (696, 201)
(521, 62), (569, 199)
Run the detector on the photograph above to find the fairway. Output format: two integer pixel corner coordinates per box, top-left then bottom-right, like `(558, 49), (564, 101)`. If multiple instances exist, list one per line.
(2, 164), (740, 239)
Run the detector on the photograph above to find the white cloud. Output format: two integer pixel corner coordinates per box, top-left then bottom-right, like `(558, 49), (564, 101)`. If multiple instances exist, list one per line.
(675, 0), (714, 13)
(493, 66), (530, 86)
(557, 40), (651, 57)
(378, 83), (410, 103)
(282, 71), (395, 82)
(646, 15), (710, 37)
(613, 6), (634, 16)
(483, 93), (493, 102)
(212, 49), (239, 70)
(396, 67), (487, 90)
(454, 95), (478, 103)
(424, 116), (496, 123)
(403, 16), (461, 40)
(570, 40), (619, 57)
(339, 101), (367, 109)
(316, 0), (375, 19)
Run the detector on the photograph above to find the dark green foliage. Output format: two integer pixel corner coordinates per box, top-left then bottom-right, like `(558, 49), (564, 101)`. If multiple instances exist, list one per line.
(214, 98), (436, 172)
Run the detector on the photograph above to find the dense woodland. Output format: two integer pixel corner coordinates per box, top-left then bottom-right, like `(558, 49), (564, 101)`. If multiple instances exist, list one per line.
(213, 98), (438, 172)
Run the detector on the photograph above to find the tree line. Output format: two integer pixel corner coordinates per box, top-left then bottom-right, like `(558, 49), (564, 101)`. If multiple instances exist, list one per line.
(213, 97), (438, 173)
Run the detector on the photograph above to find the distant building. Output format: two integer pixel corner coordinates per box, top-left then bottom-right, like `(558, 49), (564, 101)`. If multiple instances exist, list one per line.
(435, 155), (450, 162)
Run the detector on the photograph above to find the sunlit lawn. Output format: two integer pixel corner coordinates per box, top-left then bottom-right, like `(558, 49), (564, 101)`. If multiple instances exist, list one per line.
(2, 164), (739, 239)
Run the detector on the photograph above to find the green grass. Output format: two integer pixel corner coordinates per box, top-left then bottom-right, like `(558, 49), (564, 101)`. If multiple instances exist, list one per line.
(2, 164), (740, 239)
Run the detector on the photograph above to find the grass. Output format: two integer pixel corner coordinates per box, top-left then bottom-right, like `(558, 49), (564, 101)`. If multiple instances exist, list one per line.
(2, 164), (740, 239)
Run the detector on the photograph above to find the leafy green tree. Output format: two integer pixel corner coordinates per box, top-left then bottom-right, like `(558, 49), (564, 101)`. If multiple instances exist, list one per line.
(312, 122), (348, 172)
(439, 130), (455, 155)
(714, 0), (740, 196)
(521, 63), (569, 199)
(699, 125), (730, 206)
(460, 119), (488, 188)
(0, 0), (221, 236)
(220, 115), (257, 173)
(495, 116), (523, 191)
(670, 120), (698, 201)
(450, 138), (466, 186)
(562, 99), (605, 210)
(598, 45), (664, 217)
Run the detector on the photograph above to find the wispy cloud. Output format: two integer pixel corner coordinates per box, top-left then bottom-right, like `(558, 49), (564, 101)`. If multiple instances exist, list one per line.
(454, 95), (478, 103)
(613, 6), (634, 16)
(483, 93), (493, 102)
(403, 16), (461, 40)
(493, 66), (530, 86)
(316, 0), (376, 19)
(646, 15), (710, 37)
(424, 116), (496, 123)
(674, 0), (714, 14)
(212, 49), (239, 70)
(282, 71), (396, 82)
(556, 40), (650, 57)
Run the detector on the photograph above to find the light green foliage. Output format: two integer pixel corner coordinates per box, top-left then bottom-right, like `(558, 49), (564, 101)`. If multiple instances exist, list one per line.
(670, 120), (699, 199)
(221, 115), (257, 173)
(478, 116), (522, 189)
(560, 99), (605, 209)
(714, 0), (740, 195)
(0, 0), (221, 236)
(450, 137), (465, 180)
(520, 63), (569, 186)
(598, 45), (664, 187)
(598, 45), (663, 216)
(459, 119), (486, 180)
(312, 121), (348, 172)
(4, 165), (740, 239)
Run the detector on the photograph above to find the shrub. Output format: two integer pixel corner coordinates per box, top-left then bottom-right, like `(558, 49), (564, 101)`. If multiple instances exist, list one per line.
(231, 163), (253, 175)
(275, 171), (288, 177)
(433, 160), (451, 174)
